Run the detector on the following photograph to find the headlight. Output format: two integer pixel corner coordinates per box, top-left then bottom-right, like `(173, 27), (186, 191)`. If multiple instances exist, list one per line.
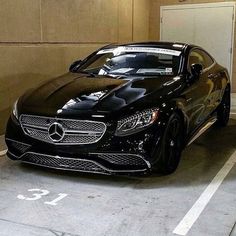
(115, 108), (159, 136)
(12, 99), (19, 120)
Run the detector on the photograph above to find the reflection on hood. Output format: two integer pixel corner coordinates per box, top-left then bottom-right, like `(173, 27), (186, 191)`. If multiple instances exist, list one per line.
(61, 91), (108, 110)
(20, 72), (182, 116)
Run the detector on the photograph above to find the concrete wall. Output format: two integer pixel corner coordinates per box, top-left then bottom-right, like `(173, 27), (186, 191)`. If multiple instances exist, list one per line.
(149, 0), (236, 92)
(2, 0), (235, 135)
(0, 0), (150, 134)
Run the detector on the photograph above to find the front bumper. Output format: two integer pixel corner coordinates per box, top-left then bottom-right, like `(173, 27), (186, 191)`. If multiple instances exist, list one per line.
(7, 145), (150, 175)
(5, 114), (164, 175)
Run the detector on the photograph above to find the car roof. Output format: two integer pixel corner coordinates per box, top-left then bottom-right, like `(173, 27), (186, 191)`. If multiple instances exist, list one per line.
(101, 41), (194, 51)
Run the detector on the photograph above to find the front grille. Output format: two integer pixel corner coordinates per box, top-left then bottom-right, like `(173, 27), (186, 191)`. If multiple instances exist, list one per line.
(20, 115), (106, 145)
(22, 152), (107, 173)
(96, 153), (148, 167)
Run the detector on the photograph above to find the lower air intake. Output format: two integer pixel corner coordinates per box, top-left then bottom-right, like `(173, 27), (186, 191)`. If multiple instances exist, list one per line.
(96, 153), (148, 167)
(22, 152), (107, 174)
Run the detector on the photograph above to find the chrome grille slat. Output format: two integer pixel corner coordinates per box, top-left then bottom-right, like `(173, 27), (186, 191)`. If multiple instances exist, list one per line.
(20, 115), (107, 145)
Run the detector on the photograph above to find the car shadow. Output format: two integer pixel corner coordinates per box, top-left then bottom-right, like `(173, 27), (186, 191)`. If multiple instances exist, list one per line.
(16, 118), (236, 189)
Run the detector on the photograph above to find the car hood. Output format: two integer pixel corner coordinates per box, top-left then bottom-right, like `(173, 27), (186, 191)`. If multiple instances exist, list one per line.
(19, 73), (182, 118)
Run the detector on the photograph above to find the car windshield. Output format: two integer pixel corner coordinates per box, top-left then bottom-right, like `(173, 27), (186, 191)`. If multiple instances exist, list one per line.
(78, 46), (182, 76)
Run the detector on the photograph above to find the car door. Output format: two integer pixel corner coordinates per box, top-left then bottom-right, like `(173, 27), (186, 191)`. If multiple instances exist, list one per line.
(203, 52), (225, 112)
(184, 48), (216, 130)
(198, 49), (221, 114)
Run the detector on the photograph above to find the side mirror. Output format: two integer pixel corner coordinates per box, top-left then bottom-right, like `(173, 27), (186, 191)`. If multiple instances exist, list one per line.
(190, 63), (203, 78)
(69, 60), (82, 72)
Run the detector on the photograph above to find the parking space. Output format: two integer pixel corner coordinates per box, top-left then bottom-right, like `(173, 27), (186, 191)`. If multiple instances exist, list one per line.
(2, 0), (236, 235)
(0, 119), (236, 236)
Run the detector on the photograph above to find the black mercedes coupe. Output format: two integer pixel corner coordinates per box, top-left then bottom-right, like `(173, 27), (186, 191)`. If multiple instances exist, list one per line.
(5, 42), (231, 175)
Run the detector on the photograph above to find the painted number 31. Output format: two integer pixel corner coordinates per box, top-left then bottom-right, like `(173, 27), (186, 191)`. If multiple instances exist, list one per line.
(17, 189), (68, 206)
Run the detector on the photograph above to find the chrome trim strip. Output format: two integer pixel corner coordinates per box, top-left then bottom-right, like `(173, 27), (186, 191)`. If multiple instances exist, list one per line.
(91, 152), (151, 169)
(7, 150), (21, 159)
(187, 117), (217, 146)
(19, 114), (107, 145)
(19, 152), (149, 173)
(20, 114), (107, 126)
(65, 130), (103, 135)
(5, 138), (31, 148)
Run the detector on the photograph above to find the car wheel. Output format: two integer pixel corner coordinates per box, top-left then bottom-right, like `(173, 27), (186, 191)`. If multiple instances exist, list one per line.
(152, 113), (184, 175)
(216, 85), (231, 127)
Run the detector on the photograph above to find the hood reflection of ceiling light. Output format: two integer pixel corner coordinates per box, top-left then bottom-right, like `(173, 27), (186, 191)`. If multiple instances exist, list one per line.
(57, 109), (63, 114)
(173, 44), (183, 48)
(92, 115), (105, 118)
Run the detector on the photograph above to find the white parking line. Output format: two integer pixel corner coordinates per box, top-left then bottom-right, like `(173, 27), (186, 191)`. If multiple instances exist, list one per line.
(0, 149), (7, 156)
(173, 150), (236, 236)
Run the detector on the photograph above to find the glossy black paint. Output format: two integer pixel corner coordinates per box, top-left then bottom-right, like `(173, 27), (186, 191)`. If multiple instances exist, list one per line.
(5, 42), (230, 175)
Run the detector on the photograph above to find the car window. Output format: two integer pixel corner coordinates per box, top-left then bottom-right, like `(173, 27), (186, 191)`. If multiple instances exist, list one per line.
(188, 49), (214, 70)
(200, 50), (215, 68)
(78, 47), (182, 76)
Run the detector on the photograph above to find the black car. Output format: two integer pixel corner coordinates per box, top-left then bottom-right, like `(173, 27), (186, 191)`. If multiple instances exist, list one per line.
(5, 42), (231, 175)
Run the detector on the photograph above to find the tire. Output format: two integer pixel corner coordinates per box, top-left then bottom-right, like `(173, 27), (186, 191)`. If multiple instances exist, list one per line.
(152, 113), (184, 175)
(216, 85), (231, 127)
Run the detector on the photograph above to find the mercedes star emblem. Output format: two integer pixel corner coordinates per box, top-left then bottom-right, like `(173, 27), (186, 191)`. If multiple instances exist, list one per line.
(48, 122), (65, 142)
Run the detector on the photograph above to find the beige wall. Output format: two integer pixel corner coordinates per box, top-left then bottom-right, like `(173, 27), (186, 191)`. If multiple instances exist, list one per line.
(149, 0), (236, 93)
(0, 0), (150, 134)
(1, 0), (235, 134)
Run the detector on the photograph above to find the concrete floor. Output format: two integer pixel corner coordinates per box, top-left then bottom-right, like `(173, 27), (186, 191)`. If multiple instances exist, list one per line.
(1, 119), (236, 236)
